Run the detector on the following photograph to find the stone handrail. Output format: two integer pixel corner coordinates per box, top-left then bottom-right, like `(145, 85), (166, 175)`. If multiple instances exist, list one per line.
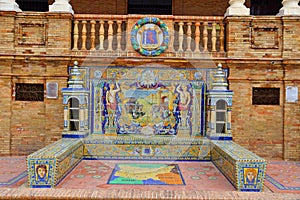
(72, 14), (225, 57)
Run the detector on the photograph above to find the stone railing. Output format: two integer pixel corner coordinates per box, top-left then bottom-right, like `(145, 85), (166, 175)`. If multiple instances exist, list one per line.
(72, 14), (225, 57)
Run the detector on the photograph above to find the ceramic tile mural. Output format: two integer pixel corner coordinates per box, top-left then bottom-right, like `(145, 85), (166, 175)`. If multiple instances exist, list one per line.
(89, 66), (218, 137)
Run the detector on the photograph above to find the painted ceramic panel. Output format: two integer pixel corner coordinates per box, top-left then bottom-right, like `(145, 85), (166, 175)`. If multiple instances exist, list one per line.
(27, 158), (56, 188)
(237, 162), (267, 192)
(91, 66), (208, 137)
(83, 136), (211, 161)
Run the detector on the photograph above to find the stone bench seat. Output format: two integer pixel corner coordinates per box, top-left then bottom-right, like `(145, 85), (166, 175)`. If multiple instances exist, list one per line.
(27, 139), (83, 188)
(211, 141), (267, 192)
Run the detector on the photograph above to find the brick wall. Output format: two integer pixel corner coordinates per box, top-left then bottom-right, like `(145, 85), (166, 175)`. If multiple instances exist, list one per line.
(229, 63), (284, 159)
(283, 64), (300, 161)
(226, 16), (300, 160)
(281, 18), (300, 159)
(0, 12), (15, 53)
(0, 59), (69, 155)
(0, 12), (70, 155)
(0, 61), (13, 155)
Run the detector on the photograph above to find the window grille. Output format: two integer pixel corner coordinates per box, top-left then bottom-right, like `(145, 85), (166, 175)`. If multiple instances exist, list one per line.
(15, 83), (44, 101)
(252, 88), (280, 105)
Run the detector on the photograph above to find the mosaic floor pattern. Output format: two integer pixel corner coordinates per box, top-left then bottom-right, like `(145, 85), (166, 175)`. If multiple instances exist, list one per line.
(108, 163), (185, 185)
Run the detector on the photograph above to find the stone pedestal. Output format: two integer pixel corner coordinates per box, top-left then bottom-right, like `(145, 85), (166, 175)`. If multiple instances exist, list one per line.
(224, 0), (250, 16)
(49, 0), (74, 14)
(277, 0), (300, 16)
(0, 0), (21, 12)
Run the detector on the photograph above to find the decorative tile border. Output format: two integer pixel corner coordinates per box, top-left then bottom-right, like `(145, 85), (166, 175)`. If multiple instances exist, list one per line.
(266, 174), (300, 191)
(0, 171), (27, 187)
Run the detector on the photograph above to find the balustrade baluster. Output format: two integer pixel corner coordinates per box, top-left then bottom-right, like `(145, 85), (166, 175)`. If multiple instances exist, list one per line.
(220, 22), (225, 52)
(90, 20), (96, 50)
(81, 20), (87, 50)
(168, 22), (175, 55)
(194, 22), (200, 53)
(117, 20), (122, 51)
(178, 21), (184, 52)
(203, 22), (208, 52)
(99, 20), (105, 50)
(212, 23), (217, 52)
(186, 22), (192, 52)
(107, 20), (114, 51)
(123, 21), (127, 50)
(72, 20), (79, 50)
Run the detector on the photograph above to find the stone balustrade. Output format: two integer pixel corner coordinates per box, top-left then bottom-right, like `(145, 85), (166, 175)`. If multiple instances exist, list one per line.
(72, 15), (225, 57)
(72, 14), (128, 54)
(172, 16), (225, 56)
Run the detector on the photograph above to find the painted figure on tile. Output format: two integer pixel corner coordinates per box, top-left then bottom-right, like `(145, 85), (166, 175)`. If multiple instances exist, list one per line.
(176, 83), (191, 128)
(106, 82), (121, 127)
(143, 30), (158, 45)
(244, 168), (258, 185)
(36, 164), (48, 181)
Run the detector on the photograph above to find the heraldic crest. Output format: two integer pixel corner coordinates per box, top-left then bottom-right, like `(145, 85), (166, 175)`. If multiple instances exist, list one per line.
(130, 17), (169, 56)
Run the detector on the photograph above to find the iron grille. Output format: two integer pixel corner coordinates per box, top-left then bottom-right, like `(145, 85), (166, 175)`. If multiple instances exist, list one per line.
(15, 83), (44, 101)
(252, 87), (280, 105)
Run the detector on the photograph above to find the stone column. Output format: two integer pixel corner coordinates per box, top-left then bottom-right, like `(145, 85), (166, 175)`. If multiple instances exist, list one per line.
(49, 0), (74, 14)
(277, 0), (300, 16)
(224, 0), (250, 16)
(0, 0), (21, 12)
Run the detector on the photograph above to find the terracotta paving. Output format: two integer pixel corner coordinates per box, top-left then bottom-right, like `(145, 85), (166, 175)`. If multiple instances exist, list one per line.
(0, 157), (300, 199)
(265, 161), (300, 194)
(57, 160), (235, 191)
(0, 157), (27, 188)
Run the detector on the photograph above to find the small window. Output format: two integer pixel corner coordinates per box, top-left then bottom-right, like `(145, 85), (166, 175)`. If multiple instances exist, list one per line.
(216, 100), (227, 134)
(15, 83), (44, 101)
(252, 88), (280, 105)
(69, 98), (80, 131)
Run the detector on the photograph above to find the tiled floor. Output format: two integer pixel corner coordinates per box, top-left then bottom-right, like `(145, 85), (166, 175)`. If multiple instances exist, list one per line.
(0, 157), (27, 188)
(265, 161), (300, 194)
(57, 160), (235, 191)
(1, 156), (300, 199)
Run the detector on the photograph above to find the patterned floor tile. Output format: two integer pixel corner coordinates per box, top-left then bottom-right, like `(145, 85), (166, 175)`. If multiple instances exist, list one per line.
(265, 161), (300, 193)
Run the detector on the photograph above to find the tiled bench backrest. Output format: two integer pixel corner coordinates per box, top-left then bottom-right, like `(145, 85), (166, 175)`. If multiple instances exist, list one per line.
(211, 141), (267, 192)
(27, 139), (83, 188)
(83, 135), (211, 161)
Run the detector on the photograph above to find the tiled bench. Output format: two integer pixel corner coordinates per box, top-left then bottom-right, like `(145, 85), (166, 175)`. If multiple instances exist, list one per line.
(211, 141), (267, 192)
(83, 135), (211, 161)
(27, 139), (83, 188)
